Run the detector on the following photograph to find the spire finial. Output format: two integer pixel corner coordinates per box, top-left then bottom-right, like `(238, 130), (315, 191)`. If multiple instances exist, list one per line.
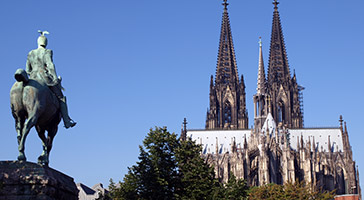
(183, 118), (187, 131)
(273, 0), (279, 10)
(259, 36), (262, 47)
(222, 0), (229, 10)
(181, 118), (188, 141)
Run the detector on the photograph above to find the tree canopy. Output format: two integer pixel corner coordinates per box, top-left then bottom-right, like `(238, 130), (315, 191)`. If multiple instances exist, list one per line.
(109, 127), (228, 200)
(248, 181), (335, 200)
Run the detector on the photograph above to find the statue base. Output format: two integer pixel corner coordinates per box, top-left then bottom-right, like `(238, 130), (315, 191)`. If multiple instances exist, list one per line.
(0, 161), (78, 200)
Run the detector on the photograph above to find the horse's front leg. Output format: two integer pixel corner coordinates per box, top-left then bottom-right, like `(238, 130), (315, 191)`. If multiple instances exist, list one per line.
(18, 113), (38, 161)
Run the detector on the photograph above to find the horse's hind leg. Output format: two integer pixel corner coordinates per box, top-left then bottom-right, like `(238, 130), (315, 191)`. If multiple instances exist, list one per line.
(45, 125), (58, 164)
(15, 116), (25, 145)
(36, 126), (48, 165)
(18, 113), (38, 161)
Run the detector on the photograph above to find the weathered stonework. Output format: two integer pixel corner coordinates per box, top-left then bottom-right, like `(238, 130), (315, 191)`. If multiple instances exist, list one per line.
(0, 161), (78, 200)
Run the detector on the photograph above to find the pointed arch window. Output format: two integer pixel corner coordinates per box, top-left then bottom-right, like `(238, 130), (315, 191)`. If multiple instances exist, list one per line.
(224, 101), (232, 125)
(278, 101), (285, 123)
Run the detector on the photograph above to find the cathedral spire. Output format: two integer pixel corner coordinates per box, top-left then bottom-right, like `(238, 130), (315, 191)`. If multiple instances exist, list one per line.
(264, 0), (303, 129)
(267, 0), (291, 85)
(257, 37), (266, 94)
(206, 0), (248, 130)
(215, 0), (239, 86)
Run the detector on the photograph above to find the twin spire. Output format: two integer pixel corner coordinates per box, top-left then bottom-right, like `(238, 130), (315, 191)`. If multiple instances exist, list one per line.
(257, 0), (284, 93)
(216, 0), (288, 91)
(215, 0), (239, 86)
(206, 0), (249, 130)
(267, 0), (291, 85)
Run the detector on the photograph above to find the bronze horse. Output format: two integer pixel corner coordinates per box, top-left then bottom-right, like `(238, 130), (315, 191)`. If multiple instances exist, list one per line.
(10, 69), (61, 165)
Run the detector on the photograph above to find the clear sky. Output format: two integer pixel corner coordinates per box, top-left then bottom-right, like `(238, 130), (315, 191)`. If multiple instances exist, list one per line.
(0, 0), (363, 189)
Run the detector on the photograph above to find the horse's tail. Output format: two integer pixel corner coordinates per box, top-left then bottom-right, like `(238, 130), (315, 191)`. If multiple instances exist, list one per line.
(10, 80), (25, 119)
(14, 69), (29, 83)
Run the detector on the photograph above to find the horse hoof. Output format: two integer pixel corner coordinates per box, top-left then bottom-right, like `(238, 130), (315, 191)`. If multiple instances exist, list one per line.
(18, 154), (26, 162)
(38, 156), (49, 166)
(38, 157), (43, 164)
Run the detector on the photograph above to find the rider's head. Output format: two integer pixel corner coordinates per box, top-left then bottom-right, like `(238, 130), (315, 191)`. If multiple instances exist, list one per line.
(37, 30), (49, 48)
(37, 35), (47, 48)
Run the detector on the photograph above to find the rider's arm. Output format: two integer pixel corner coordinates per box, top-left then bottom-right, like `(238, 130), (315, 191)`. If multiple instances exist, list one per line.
(25, 53), (32, 75)
(44, 49), (59, 84)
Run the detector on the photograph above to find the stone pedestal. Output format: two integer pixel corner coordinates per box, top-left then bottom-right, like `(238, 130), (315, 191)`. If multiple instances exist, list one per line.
(0, 161), (78, 200)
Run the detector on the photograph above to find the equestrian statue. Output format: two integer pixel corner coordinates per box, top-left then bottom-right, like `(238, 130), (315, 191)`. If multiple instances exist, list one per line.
(10, 31), (76, 165)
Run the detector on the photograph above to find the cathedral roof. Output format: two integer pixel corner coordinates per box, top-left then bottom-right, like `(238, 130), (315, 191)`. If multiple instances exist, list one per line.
(289, 128), (343, 152)
(187, 129), (251, 154)
(187, 128), (343, 154)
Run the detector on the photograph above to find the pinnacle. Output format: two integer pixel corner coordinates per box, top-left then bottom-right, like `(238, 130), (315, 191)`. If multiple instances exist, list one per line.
(257, 37), (266, 95)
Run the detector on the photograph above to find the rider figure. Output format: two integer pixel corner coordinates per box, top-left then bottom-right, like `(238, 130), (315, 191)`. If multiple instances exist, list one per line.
(26, 31), (76, 129)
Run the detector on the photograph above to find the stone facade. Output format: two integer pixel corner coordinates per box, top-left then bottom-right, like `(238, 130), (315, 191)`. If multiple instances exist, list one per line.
(183, 0), (361, 198)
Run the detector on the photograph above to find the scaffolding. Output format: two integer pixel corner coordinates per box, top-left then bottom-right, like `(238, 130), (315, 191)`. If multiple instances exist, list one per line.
(298, 85), (305, 127)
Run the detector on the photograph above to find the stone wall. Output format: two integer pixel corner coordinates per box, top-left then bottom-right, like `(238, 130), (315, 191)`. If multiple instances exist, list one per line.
(0, 161), (78, 200)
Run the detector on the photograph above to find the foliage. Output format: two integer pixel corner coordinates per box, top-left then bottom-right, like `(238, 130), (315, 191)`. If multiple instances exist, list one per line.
(249, 183), (283, 200)
(108, 178), (134, 200)
(248, 181), (335, 200)
(175, 137), (220, 199)
(223, 174), (249, 200)
(119, 127), (179, 200)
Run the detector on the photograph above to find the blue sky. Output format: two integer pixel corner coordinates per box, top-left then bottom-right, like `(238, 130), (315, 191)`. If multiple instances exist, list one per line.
(0, 0), (363, 188)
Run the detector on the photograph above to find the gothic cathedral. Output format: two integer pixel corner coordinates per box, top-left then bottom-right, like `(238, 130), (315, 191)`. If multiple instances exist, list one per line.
(183, 0), (361, 198)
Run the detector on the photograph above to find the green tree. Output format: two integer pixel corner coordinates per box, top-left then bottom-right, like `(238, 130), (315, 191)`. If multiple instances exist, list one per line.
(224, 174), (249, 200)
(109, 174), (139, 200)
(108, 179), (121, 199)
(133, 127), (179, 199)
(249, 183), (284, 200)
(175, 137), (220, 199)
(248, 181), (335, 200)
